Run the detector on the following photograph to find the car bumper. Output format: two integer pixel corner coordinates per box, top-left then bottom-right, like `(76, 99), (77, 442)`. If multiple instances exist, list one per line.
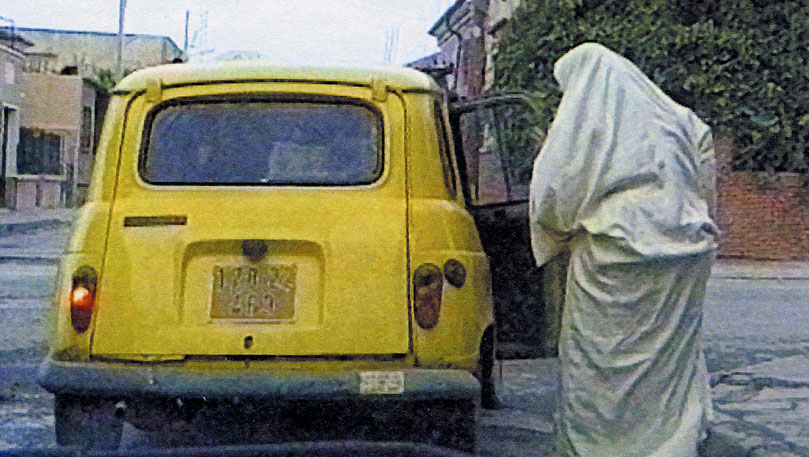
(38, 357), (480, 402)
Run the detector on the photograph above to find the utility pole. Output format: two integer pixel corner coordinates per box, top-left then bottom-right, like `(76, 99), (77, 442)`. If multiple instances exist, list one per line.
(392, 27), (399, 64)
(116, 0), (127, 80)
(383, 29), (390, 64)
(383, 27), (399, 64)
(183, 10), (190, 56)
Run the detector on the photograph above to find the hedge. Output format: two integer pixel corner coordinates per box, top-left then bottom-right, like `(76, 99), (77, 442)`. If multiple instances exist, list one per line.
(491, 0), (809, 176)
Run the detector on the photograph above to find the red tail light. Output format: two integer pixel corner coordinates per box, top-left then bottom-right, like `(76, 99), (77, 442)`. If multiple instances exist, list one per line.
(70, 267), (98, 333)
(413, 264), (443, 330)
(71, 286), (93, 309)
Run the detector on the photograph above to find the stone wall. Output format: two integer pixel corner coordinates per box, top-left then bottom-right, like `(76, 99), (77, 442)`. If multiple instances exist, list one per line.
(715, 140), (809, 260)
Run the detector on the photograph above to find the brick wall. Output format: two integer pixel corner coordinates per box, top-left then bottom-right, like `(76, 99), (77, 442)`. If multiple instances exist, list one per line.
(715, 140), (809, 260)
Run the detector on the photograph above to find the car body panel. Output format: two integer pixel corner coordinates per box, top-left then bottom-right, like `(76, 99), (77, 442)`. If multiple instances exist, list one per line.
(402, 94), (493, 369)
(91, 82), (410, 357)
(41, 64), (496, 408)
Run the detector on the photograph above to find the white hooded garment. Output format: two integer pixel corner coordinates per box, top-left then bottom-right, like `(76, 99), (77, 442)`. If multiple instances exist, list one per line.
(530, 43), (718, 457)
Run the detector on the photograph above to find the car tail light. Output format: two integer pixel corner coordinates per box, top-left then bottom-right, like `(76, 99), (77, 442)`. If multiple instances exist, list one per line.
(413, 264), (443, 330)
(70, 267), (98, 333)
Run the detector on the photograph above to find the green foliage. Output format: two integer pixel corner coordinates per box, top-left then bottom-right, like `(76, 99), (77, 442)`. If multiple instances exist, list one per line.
(492, 0), (809, 175)
(88, 68), (136, 94)
(89, 69), (117, 93)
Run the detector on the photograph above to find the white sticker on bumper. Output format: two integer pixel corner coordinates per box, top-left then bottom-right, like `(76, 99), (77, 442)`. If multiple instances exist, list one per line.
(359, 371), (405, 395)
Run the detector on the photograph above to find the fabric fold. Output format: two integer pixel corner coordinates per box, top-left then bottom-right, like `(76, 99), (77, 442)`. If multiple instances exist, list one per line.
(529, 43), (717, 457)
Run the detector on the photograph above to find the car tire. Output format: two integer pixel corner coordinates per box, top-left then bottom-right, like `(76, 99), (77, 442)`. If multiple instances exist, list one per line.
(54, 394), (123, 449)
(477, 327), (502, 409)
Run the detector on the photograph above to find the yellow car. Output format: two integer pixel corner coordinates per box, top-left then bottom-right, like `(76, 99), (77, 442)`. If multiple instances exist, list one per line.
(39, 62), (540, 451)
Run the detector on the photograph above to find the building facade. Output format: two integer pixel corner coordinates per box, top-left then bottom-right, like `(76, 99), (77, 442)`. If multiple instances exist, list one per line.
(16, 73), (99, 208)
(412, 0), (523, 97)
(427, 0), (491, 98)
(0, 37), (27, 208)
(0, 27), (184, 208)
(12, 28), (184, 77)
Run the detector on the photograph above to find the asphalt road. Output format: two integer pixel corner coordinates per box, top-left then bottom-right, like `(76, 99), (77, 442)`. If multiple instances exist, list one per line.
(703, 277), (809, 374)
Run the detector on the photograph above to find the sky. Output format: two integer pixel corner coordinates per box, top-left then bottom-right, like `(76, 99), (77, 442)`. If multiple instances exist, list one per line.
(0, 0), (456, 65)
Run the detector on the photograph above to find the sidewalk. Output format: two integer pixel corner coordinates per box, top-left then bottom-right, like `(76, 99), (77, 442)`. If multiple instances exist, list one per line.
(712, 259), (809, 280)
(0, 208), (76, 263)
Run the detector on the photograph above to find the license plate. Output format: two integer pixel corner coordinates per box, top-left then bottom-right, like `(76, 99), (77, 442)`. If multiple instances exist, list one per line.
(211, 265), (296, 320)
(359, 371), (405, 395)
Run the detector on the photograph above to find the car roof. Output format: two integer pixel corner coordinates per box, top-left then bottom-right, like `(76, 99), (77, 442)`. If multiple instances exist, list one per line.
(113, 61), (441, 94)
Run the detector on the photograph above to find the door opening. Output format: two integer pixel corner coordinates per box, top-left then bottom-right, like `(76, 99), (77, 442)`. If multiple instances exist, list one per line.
(0, 107), (12, 206)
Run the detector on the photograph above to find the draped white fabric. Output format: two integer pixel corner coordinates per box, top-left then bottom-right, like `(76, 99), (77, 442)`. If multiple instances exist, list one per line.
(529, 43), (717, 457)
(530, 43), (718, 266)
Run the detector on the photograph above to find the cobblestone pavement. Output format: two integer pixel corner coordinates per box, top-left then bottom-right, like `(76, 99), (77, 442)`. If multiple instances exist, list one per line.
(709, 357), (809, 457)
(702, 271), (809, 457)
(478, 358), (558, 456)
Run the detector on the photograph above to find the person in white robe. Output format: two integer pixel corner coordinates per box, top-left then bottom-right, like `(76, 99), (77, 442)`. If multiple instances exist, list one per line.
(529, 42), (718, 457)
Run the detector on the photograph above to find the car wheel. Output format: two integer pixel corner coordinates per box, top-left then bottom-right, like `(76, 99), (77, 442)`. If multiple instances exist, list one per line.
(54, 394), (123, 449)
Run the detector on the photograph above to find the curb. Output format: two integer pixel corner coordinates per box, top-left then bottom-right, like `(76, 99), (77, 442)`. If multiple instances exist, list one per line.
(0, 218), (68, 235)
(0, 256), (59, 264)
(712, 275), (809, 280)
(712, 261), (809, 281)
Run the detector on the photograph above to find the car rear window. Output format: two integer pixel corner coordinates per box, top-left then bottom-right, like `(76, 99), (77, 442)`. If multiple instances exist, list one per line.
(140, 101), (382, 185)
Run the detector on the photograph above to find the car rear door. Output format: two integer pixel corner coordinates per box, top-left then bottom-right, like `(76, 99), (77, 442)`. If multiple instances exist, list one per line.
(90, 82), (411, 358)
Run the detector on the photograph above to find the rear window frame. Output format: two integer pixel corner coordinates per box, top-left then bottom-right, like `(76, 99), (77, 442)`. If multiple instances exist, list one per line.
(137, 94), (386, 187)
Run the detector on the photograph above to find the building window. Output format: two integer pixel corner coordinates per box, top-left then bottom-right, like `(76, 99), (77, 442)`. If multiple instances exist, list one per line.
(18, 129), (61, 175)
(80, 107), (93, 154)
(3, 62), (14, 85)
